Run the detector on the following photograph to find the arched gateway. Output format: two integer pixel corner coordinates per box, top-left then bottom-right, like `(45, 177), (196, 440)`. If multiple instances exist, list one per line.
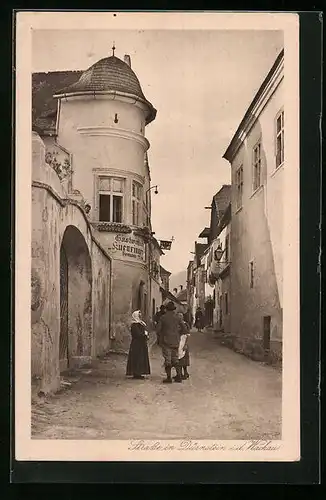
(59, 225), (92, 372)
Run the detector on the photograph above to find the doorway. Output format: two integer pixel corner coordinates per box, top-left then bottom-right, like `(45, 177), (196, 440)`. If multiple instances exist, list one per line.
(219, 295), (223, 328)
(263, 315), (271, 355)
(59, 225), (92, 373)
(152, 298), (156, 321)
(144, 292), (147, 321)
(59, 245), (69, 372)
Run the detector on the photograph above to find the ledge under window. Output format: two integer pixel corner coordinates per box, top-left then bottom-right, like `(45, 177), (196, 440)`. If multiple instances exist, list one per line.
(271, 162), (284, 178)
(235, 205), (243, 215)
(91, 221), (132, 233)
(250, 184), (264, 199)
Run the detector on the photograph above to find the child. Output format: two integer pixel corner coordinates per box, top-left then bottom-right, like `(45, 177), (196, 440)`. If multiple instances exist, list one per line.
(175, 312), (191, 380)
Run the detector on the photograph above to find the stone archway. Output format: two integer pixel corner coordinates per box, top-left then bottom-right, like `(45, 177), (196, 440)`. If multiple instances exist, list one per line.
(59, 225), (92, 373)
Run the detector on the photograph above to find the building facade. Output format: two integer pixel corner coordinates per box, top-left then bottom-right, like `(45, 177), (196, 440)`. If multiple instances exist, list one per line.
(207, 203), (231, 333)
(186, 260), (195, 319)
(193, 242), (209, 313)
(32, 51), (164, 392)
(149, 238), (165, 325)
(197, 185), (231, 330)
(32, 132), (112, 394)
(223, 49), (284, 363)
(160, 265), (171, 293)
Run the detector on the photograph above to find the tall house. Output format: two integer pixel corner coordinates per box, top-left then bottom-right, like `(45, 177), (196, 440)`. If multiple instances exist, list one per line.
(193, 242), (209, 311)
(186, 260), (195, 318)
(160, 266), (171, 292)
(202, 185), (231, 332)
(33, 51), (158, 351)
(223, 49), (284, 362)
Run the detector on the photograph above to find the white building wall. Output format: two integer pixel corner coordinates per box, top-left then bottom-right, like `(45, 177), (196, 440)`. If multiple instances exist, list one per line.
(56, 96), (150, 215)
(257, 79), (284, 308)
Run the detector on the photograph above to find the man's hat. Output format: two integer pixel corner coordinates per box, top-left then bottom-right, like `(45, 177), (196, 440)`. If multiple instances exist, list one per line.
(166, 301), (176, 311)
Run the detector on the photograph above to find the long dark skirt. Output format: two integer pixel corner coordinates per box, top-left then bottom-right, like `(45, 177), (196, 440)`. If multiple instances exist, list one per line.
(126, 338), (150, 376)
(178, 348), (190, 367)
(195, 317), (204, 330)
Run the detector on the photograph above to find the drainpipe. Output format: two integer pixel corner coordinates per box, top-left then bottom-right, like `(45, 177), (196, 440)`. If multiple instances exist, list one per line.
(148, 238), (152, 328)
(109, 262), (113, 341)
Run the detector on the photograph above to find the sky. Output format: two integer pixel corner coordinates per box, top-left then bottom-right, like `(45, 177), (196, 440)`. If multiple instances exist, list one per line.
(32, 29), (284, 275)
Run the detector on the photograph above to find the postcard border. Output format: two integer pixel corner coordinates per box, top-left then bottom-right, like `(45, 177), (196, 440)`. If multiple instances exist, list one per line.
(10, 10), (322, 484)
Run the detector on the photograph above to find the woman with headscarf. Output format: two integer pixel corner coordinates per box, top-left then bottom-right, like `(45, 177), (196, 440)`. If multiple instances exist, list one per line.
(126, 310), (151, 380)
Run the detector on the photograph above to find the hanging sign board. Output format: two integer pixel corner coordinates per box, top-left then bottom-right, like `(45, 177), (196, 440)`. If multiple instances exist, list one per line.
(160, 240), (172, 250)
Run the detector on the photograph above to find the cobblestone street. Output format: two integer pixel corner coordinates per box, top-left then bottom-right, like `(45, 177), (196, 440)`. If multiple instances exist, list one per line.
(32, 330), (282, 440)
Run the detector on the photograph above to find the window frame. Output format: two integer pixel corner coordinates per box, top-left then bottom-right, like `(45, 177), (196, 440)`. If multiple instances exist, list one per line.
(275, 108), (284, 169)
(252, 140), (262, 193)
(225, 234), (230, 262)
(235, 165), (244, 210)
(98, 175), (125, 223)
(249, 260), (254, 289)
(132, 180), (143, 227)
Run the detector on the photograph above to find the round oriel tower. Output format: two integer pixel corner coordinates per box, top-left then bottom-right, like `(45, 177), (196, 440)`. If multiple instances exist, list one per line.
(54, 52), (156, 225)
(54, 51), (157, 348)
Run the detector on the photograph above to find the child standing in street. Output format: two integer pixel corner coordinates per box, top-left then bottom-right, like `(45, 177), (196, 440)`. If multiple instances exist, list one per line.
(175, 312), (191, 380)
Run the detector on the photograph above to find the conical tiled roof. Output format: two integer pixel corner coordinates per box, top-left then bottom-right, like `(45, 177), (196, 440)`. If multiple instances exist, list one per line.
(56, 56), (156, 123)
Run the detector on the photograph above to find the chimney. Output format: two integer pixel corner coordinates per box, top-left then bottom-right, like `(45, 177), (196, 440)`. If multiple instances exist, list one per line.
(124, 54), (131, 67)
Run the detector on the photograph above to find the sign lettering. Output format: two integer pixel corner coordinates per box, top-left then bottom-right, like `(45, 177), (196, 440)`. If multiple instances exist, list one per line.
(109, 233), (145, 262)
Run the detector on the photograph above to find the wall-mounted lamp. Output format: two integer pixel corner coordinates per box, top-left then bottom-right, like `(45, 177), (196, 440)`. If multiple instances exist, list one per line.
(214, 245), (231, 265)
(146, 185), (159, 196)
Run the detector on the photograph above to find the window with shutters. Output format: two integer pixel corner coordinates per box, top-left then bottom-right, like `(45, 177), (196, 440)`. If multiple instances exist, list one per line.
(98, 177), (124, 223)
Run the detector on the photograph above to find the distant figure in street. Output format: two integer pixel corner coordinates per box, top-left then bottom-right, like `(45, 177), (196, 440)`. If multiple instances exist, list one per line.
(126, 310), (150, 380)
(156, 301), (186, 383)
(183, 308), (193, 329)
(195, 307), (204, 332)
(176, 312), (191, 380)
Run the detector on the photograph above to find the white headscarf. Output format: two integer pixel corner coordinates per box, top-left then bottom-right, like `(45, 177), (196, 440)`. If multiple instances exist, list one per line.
(131, 310), (146, 327)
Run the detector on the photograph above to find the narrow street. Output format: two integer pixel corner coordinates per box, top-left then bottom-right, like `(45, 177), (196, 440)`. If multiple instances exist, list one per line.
(32, 330), (282, 440)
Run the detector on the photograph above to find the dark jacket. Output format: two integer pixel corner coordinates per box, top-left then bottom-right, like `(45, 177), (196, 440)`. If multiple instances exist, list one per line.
(195, 309), (204, 328)
(156, 310), (187, 348)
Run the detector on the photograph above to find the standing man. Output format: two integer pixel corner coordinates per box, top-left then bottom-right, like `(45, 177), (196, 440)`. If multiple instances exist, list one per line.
(156, 301), (186, 384)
